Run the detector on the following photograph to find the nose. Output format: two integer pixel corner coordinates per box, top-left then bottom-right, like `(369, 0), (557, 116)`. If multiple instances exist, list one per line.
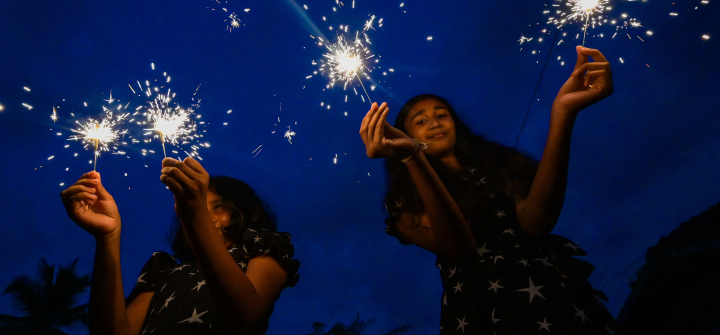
(429, 119), (441, 130)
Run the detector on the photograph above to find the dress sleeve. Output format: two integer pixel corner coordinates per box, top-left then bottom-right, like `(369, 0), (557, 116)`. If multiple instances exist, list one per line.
(240, 229), (300, 287)
(384, 192), (412, 245)
(125, 251), (177, 305)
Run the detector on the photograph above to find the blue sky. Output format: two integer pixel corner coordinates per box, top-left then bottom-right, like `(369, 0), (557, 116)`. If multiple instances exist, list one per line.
(0, 0), (718, 333)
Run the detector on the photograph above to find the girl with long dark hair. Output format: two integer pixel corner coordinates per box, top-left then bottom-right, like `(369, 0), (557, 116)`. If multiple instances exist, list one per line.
(60, 157), (299, 334)
(360, 46), (618, 333)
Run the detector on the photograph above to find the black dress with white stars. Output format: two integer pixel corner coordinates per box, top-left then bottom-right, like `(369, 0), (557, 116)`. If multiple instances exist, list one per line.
(385, 168), (619, 335)
(125, 229), (300, 335)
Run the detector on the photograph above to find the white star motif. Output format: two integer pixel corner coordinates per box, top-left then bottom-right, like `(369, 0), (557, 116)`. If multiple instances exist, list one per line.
(560, 281), (566, 288)
(253, 236), (262, 243)
(394, 200), (402, 208)
(518, 258), (530, 267)
(448, 267), (457, 278)
(456, 316), (470, 333)
(514, 242), (521, 248)
(594, 294), (604, 305)
(178, 308), (209, 324)
(442, 293), (447, 306)
(605, 323), (618, 335)
(243, 245), (248, 253)
(490, 193), (495, 198)
(516, 277), (546, 304)
(564, 242), (580, 253)
(238, 261), (247, 269)
(573, 305), (590, 323)
(495, 210), (506, 219)
(468, 168), (477, 174)
(159, 292), (176, 311)
(453, 281), (464, 293)
(168, 264), (189, 274)
(502, 228), (515, 235)
(493, 255), (504, 264)
(491, 308), (501, 323)
(534, 257), (554, 268)
(537, 317), (552, 331)
(477, 242), (492, 257)
(480, 177), (487, 183)
(160, 283), (167, 292)
(192, 280), (206, 292)
(488, 279), (504, 294)
(137, 272), (147, 284)
(228, 247), (239, 253)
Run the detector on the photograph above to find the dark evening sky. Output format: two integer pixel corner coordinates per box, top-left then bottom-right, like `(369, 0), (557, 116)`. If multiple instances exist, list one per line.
(0, 0), (718, 333)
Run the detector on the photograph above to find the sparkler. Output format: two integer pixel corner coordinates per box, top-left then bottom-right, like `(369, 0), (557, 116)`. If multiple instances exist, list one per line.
(144, 89), (197, 158)
(68, 109), (127, 171)
(567, 0), (610, 46)
(319, 27), (375, 103)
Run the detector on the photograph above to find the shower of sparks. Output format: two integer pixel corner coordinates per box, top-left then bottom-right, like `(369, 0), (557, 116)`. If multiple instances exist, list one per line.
(228, 13), (241, 31)
(319, 33), (374, 103)
(564, 0), (610, 46)
(518, 35), (534, 45)
(51, 107), (58, 122)
(144, 89), (198, 158)
(284, 126), (297, 144)
(207, 1), (250, 32)
(68, 109), (128, 171)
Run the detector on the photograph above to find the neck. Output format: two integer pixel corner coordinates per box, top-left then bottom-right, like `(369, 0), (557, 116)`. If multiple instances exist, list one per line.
(436, 150), (464, 172)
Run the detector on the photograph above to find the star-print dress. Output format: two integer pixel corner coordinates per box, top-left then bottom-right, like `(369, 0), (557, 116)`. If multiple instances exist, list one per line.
(125, 229), (300, 335)
(385, 168), (619, 334)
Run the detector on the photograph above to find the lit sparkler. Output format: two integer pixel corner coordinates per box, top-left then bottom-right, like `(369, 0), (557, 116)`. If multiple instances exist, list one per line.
(144, 89), (197, 158)
(567, 0), (610, 46)
(68, 109), (128, 171)
(51, 107), (58, 122)
(319, 31), (374, 103)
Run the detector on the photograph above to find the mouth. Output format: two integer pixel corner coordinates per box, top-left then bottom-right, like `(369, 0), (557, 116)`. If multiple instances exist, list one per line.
(428, 133), (446, 140)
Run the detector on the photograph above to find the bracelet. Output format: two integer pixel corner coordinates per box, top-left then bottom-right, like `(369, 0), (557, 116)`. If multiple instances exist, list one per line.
(400, 139), (430, 163)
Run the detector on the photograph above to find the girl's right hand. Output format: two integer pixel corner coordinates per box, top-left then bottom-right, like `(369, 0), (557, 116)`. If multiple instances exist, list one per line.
(359, 102), (415, 159)
(60, 171), (121, 239)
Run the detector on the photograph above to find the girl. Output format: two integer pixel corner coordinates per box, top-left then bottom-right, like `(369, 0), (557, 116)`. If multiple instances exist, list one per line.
(359, 46), (618, 334)
(60, 157), (299, 335)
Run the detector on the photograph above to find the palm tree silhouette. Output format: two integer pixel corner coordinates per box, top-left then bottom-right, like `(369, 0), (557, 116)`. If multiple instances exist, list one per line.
(307, 313), (412, 335)
(0, 258), (90, 335)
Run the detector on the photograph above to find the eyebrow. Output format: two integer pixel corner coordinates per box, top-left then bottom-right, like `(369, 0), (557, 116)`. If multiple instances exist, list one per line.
(209, 199), (223, 205)
(411, 105), (448, 121)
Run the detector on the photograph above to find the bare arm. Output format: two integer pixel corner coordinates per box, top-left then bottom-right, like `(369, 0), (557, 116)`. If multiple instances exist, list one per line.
(360, 103), (476, 258)
(61, 172), (150, 335)
(516, 46), (613, 236)
(160, 157), (287, 333)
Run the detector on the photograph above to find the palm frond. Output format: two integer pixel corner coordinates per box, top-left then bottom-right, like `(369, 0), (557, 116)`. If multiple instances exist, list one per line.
(3, 275), (42, 315)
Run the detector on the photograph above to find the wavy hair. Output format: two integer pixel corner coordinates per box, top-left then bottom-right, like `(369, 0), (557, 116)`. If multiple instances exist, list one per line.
(385, 94), (539, 215)
(168, 176), (277, 261)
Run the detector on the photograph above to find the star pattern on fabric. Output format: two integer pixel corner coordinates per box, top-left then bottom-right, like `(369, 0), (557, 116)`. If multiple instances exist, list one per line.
(537, 317), (552, 331)
(495, 210), (506, 219)
(443, 293), (448, 306)
(493, 255), (505, 264)
(253, 236), (262, 243)
(159, 292), (176, 311)
(573, 305), (590, 323)
(137, 272), (146, 284)
(564, 242), (580, 253)
(238, 261), (247, 269)
(228, 247), (239, 253)
(192, 280), (206, 292)
(161, 283), (167, 292)
(518, 258), (530, 267)
(502, 228), (515, 235)
(456, 316), (470, 333)
(605, 323), (618, 335)
(491, 308), (501, 324)
(480, 177), (487, 183)
(394, 200), (402, 208)
(168, 264), (190, 275)
(488, 279), (504, 294)
(178, 308), (208, 324)
(489, 193), (495, 198)
(453, 281), (464, 293)
(517, 277), (546, 304)
(448, 267), (457, 278)
(534, 257), (555, 268)
(468, 168), (477, 174)
(477, 242), (491, 257)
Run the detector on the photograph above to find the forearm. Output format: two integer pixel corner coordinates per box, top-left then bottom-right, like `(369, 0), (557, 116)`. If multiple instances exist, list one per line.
(181, 213), (265, 331)
(405, 151), (476, 257)
(518, 107), (576, 235)
(89, 230), (132, 335)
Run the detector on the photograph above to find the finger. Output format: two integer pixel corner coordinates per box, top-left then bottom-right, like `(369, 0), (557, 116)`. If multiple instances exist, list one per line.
(70, 192), (97, 204)
(183, 156), (207, 176)
(583, 70), (607, 87)
(373, 105), (389, 145)
(366, 102), (384, 143)
(573, 45), (589, 71)
(581, 47), (609, 64)
(162, 157), (181, 169)
(163, 157), (199, 180)
(160, 174), (183, 195)
(161, 167), (194, 192)
(360, 102), (378, 134)
(62, 184), (97, 198)
(572, 62), (609, 77)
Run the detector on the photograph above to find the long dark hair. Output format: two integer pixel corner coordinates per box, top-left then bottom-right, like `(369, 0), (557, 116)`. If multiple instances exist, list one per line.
(385, 94), (538, 214)
(168, 176), (278, 261)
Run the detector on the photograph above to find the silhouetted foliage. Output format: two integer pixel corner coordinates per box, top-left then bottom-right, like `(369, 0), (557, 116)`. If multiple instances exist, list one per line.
(0, 258), (90, 335)
(306, 313), (412, 335)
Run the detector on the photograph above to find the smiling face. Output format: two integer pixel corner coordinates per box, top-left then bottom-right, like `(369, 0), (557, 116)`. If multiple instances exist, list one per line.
(402, 98), (457, 158)
(207, 190), (234, 247)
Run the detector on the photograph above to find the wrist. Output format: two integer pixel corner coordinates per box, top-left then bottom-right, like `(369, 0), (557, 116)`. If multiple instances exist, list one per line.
(94, 227), (121, 246)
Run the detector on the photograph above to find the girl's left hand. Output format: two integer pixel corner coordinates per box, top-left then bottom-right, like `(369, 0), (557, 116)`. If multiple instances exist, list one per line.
(552, 46), (613, 115)
(160, 157), (210, 222)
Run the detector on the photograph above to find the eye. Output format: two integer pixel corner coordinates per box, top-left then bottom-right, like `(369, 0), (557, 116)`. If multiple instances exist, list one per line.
(416, 119), (427, 125)
(437, 113), (447, 119)
(214, 204), (223, 210)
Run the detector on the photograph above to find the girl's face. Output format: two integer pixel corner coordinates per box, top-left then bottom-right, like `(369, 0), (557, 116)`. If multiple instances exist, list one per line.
(403, 99), (457, 157)
(207, 191), (234, 247)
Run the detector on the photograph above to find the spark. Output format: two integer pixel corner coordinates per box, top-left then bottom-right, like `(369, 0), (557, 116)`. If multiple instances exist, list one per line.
(284, 126), (297, 144)
(144, 89), (198, 158)
(566, 0), (609, 46)
(68, 110), (128, 171)
(319, 33), (374, 103)
(364, 15), (376, 32)
(518, 34), (534, 47)
(23, 86), (31, 92)
(427, 36), (433, 41)
(104, 90), (115, 104)
(51, 107), (58, 122)
(228, 12), (241, 31)
(0, 104), (4, 112)
(702, 34), (711, 40)
(22, 103), (33, 110)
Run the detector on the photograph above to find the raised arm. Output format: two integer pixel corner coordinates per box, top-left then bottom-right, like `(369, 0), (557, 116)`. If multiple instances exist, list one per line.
(159, 158), (287, 333)
(516, 46), (613, 236)
(60, 172), (150, 335)
(360, 103), (476, 259)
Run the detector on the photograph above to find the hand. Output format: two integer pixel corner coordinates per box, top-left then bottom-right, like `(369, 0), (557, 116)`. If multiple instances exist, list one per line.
(60, 171), (121, 239)
(160, 157), (210, 222)
(359, 102), (415, 159)
(552, 46), (613, 115)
